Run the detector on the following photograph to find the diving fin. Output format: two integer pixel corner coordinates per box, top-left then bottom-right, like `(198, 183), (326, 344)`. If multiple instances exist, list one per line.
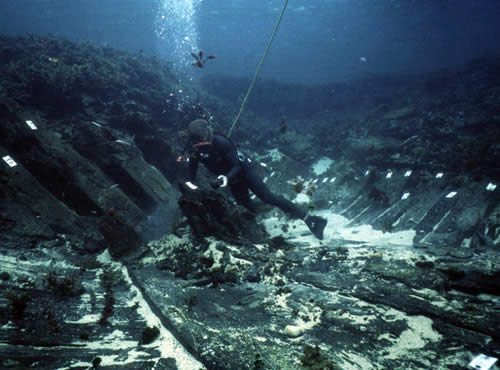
(305, 215), (327, 240)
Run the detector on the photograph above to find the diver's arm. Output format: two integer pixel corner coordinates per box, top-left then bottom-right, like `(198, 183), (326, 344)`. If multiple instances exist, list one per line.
(188, 155), (199, 182)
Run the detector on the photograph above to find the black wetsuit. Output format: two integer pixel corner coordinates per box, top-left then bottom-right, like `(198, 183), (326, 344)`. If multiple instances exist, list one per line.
(188, 134), (307, 219)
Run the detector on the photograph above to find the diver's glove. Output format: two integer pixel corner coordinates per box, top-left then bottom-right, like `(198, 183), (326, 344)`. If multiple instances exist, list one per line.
(179, 181), (199, 194)
(209, 175), (228, 189)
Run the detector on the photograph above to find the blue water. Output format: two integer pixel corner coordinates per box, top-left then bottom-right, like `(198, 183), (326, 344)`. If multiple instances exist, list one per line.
(197, 0), (500, 83)
(1, 0), (499, 84)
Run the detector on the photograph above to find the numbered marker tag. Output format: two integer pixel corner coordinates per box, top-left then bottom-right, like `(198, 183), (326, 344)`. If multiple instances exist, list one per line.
(2, 156), (17, 167)
(25, 120), (37, 130)
(322, 178), (328, 183)
(436, 173), (444, 179)
(330, 177), (336, 183)
(486, 183), (496, 192)
(446, 191), (457, 199)
(469, 354), (498, 370)
(365, 170), (370, 176)
(404, 170), (412, 177)
(185, 182), (198, 190)
(386, 171), (393, 179)
(401, 193), (410, 200)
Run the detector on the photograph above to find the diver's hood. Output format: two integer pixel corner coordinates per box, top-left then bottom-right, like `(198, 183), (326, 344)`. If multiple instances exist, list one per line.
(188, 119), (211, 142)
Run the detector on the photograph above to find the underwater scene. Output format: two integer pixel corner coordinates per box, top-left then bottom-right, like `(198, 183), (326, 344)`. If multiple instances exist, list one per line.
(1, 0), (499, 369)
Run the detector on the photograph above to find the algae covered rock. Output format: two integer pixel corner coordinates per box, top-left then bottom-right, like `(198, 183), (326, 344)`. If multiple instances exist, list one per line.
(178, 183), (269, 245)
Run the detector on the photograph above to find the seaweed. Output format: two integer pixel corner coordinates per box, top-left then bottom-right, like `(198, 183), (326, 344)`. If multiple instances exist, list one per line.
(0, 34), (180, 120)
(184, 294), (199, 312)
(98, 267), (124, 325)
(293, 181), (304, 194)
(368, 187), (389, 207)
(6, 289), (31, 318)
(381, 219), (394, 234)
(300, 344), (339, 370)
(46, 271), (84, 297)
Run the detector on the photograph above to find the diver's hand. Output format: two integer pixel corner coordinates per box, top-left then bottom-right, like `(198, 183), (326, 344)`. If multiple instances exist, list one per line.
(179, 181), (199, 194)
(217, 175), (228, 188)
(210, 175), (228, 189)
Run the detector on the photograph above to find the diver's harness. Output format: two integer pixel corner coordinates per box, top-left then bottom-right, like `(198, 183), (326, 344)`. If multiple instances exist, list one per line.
(219, 131), (252, 165)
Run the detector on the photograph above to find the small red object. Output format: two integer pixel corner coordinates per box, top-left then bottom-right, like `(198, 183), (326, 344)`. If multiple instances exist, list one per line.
(107, 208), (115, 216)
(190, 50), (216, 68)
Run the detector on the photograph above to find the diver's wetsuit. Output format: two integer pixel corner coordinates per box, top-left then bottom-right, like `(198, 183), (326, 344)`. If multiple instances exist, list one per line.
(188, 134), (307, 219)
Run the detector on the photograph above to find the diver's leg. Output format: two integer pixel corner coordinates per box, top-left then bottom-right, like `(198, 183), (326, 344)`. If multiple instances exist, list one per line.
(246, 165), (327, 239)
(229, 180), (256, 213)
(246, 165), (306, 219)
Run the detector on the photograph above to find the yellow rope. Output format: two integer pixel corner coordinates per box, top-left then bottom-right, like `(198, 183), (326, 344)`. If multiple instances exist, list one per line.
(228, 0), (289, 137)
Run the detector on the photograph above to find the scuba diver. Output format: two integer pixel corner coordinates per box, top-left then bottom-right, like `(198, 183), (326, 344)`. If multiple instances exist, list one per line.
(182, 119), (328, 240)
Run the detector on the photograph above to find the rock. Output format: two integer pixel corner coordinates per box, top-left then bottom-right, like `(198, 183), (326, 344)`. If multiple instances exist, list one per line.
(178, 184), (269, 244)
(443, 267), (500, 296)
(140, 326), (160, 345)
(301, 344), (338, 370)
(99, 214), (142, 258)
(243, 265), (260, 283)
(275, 250), (285, 258)
(383, 105), (415, 120)
(449, 248), (473, 259)
(155, 358), (178, 369)
(92, 357), (102, 368)
(283, 324), (304, 338)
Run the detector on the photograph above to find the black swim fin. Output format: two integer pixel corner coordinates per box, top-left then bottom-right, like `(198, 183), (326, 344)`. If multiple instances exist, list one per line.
(305, 215), (327, 240)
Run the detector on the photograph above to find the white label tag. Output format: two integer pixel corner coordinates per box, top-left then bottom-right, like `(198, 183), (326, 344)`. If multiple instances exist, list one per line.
(365, 170), (370, 176)
(405, 170), (412, 177)
(25, 120), (37, 130)
(386, 172), (393, 179)
(330, 177), (336, 183)
(486, 183), (496, 192)
(446, 191), (457, 199)
(401, 193), (410, 200)
(469, 354), (498, 370)
(2, 155), (17, 167)
(185, 181), (198, 190)
(436, 173), (444, 179)
(322, 178), (328, 183)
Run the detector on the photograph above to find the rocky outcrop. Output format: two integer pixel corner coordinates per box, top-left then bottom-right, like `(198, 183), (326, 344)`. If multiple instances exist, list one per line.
(0, 101), (178, 253)
(0, 246), (204, 369)
(178, 183), (269, 245)
(129, 216), (500, 369)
